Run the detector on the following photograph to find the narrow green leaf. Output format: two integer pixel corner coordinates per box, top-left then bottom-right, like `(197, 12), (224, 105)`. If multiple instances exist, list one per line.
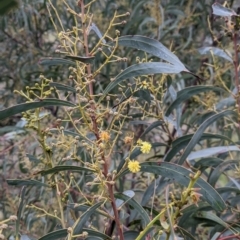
(99, 62), (183, 101)
(73, 202), (103, 235)
(178, 202), (211, 228)
(191, 111), (216, 126)
(16, 187), (26, 238)
(0, 99), (75, 121)
(141, 178), (170, 205)
(208, 160), (240, 187)
(26, 154), (40, 163)
(0, 126), (23, 134)
(38, 229), (67, 240)
(0, 0), (18, 15)
(49, 82), (76, 93)
(64, 55), (95, 63)
(164, 133), (232, 162)
(118, 162), (226, 211)
(198, 47), (233, 63)
(217, 187), (240, 195)
(7, 179), (49, 187)
(114, 193), (151, 227)
(216, 88), (237, 111)
(38, 165), (96, 176)
(68, 204), (109, 218)
(89, 22), (106, 43)
(165, 86), (225, 116)
(140, 120), (163, 138)
(39, 58), (76, 66)
(113, 190), (135, 214)
(82, 228), (112, 239)
(194, 157), (223, 171)
(134, 89), (152, 104)
(117, 35), (187, 68)
(216, 95), (235, 111)
(123, 231), (140, 240)
(194, 211), (229, 229)
(177, 110), (237, 165)
(177, 226), (197, 240)
(188, 146), (240, 161)
(212, 2), (237, 17)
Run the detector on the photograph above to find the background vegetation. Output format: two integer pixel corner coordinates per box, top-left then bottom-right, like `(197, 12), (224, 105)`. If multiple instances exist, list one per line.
(1, 0), (240, 239)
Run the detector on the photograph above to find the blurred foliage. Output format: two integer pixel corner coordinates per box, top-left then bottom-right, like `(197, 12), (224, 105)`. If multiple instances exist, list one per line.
(1, 0), (240, 240)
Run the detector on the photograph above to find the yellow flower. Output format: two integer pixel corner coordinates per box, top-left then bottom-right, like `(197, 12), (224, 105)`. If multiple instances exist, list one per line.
(140, 80), (149, 89)
(100, 131), (110, 142)
(140, 141), (152, 154)
(128, 160), (141, 173)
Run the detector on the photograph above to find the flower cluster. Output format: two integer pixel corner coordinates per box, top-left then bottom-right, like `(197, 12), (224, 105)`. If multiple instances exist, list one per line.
(128, 160), (141, 173)
(137, 140), (152, 154)
(100, 131), (110, 142)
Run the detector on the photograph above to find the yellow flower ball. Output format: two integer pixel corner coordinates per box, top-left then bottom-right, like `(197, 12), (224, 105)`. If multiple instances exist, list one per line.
(128, 160), (141, 173)
(99, 131), (110, 142)
(140, 141), (152, 154)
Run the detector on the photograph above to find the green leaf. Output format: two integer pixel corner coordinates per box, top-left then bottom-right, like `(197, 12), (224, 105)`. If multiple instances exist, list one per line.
(216, 95), (235, 111)
(117, 35), (187, 68)
(49, 82), (76, 93)
(123, 231), (140, 240)
(177, 226), (196, 240)
(83, 228), (112, 239)
(114, 193), (151, 227)
(38, 165), (96, 176)
(208, 160), (240, 187)
(113, 190), (135, 214)
(140, 120), (163, 138)
(177, 110), (237, 165)
(68, 204), (109, 218)
(0, 126), (24, 134)
(39, 58), (76, 66)
(99, 62), (184, 101)
(0, 0), (18, 15)
(178, 202), (211, 228)
(118, 162), (226, 211)
(64, 55), (95, 63)
(165, 86), (225, 116)
(188, 146), (240, 161)
(38, 229), (68, 240)
(191, 111), (216, 126)
(164, 133), (232, 162)
(134, 89), (152, 104)
(198, 47), (233, 63)
(7, 179), (49, 187)
(16, 187), (26, 238)
(141, 178), (170, 205)
(217, 187), (240, 195)
(26, 154), (40, 163)
(0, 99), (75, 121)
(212, 2), (237, 17)
(194, 211), (229, 229)
(73, 202), (103, 235)
(194, 157), (223, 171)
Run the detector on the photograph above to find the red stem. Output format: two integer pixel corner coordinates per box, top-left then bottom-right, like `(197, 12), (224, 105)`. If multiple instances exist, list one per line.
(233, 32), (240, 126)
(78, 1), (124, 239)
